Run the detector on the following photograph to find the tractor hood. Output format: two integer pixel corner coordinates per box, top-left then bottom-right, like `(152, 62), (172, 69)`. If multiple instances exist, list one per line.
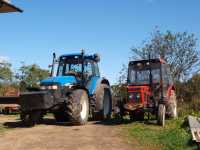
(40, 76), (77, 86)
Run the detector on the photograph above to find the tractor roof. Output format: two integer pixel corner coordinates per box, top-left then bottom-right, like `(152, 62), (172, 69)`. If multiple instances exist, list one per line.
(129, 58), (166, 66)
(60, 53), (100, 62)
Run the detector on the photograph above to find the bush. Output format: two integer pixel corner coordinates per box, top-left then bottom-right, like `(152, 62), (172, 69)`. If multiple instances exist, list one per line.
(178, 98), (200, 117)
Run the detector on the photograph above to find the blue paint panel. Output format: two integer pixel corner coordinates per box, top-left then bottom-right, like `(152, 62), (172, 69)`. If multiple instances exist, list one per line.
(87, 76), (100, 95)
(40, 76), (77, 86)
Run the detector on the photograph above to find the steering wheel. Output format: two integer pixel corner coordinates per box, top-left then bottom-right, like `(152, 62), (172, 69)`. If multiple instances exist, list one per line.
(66, 71), (78, 76)
(66, 71), (83, 80)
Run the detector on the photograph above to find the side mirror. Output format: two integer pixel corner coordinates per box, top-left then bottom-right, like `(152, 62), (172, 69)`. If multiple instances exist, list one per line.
(94, 53), (100, 62)
(53, 52), (56, 59)
(48, 64), (53, 68)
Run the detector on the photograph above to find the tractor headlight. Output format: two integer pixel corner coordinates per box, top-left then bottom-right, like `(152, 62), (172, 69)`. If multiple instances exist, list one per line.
(40, 85), (58, 90)
(129, 93), (141, 102)
(136, 93), (140, 99)
(40, 86), (47, 90)
(129, 93), (134, 99)
(51, 85), (58, 90)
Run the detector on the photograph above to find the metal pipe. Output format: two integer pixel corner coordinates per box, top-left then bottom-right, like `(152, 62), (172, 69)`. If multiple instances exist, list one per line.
(81, 49), (85, 86)
(50, 53), (56, 77)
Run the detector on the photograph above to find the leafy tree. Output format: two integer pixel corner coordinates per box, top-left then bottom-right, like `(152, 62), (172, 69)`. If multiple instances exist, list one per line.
(0, 60), (13, 81)
(18, 63), (49, 90)
(118, 64), (128, 84)
(131, 29), (199, 80)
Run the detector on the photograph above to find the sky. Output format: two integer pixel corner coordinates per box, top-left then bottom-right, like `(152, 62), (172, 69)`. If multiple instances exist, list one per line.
(1, 0), (200, 84)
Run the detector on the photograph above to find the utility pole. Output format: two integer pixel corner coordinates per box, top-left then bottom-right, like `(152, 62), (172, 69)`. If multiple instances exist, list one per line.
(0, 0), (23, 13)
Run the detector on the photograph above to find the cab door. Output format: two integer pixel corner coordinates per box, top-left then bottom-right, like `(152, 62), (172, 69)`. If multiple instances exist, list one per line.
(85, 61), (100, 96)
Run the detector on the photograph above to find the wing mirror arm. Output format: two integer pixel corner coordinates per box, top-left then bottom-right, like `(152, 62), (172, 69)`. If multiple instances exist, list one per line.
(50, 52), (56, 77)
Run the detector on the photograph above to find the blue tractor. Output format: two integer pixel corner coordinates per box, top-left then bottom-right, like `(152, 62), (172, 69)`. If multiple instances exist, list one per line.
(20, 51), (112, 126)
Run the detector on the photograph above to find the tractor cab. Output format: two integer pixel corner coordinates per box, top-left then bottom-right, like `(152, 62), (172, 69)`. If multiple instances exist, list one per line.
(125, 58), (174, 113)
(40, 51), (101, 95)
(57, 53), (100, 85)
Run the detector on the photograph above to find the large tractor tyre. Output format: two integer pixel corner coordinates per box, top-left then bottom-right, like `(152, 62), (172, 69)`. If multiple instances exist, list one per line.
(93, 84), (112, 121)
(167, 91), (178, 118)
(20, 110), (42, 127)
(66, 89), (89, 125)
(157, 104), (166, 127)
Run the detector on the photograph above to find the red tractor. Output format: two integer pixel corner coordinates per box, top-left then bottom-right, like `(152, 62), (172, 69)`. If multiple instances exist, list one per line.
(118, 58), (177, 126)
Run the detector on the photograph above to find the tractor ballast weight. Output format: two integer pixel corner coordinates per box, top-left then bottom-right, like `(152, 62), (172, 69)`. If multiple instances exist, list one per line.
(117, 58), (177, 126)
(19, 51), (112, 126)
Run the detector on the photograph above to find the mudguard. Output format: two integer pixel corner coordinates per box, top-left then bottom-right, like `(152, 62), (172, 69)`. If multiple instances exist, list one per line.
(87, 77), (111, 111)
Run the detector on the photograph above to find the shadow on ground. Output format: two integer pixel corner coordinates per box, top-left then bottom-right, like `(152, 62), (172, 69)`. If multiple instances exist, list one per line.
(2, 115), (161, 129)
(3, 117), (136, 129)
(3, 118), (75, 129)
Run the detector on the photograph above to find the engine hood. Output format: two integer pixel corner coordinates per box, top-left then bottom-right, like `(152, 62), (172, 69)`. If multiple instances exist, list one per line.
(40, 76), (77, 86)
(128, 85), (150, 93)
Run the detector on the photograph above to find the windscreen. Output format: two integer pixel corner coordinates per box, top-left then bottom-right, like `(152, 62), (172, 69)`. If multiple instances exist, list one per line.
(128, 62), (161, 84)
(57, 56), (96, 77)
(57, 56), (82, 76)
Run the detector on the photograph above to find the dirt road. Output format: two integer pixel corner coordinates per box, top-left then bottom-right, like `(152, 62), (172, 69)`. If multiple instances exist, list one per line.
(0, 115), (134, 150)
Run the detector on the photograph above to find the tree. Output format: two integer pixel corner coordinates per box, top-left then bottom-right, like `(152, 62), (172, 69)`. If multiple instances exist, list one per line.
(131, 29), (199, 80)
(0, 59), (13, 81)
(118, 64), (128, 85)
(18, 63), (49, 90)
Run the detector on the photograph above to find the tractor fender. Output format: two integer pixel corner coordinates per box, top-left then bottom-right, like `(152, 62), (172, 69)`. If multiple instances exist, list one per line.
(69, 85), (90, 98)
(166, 84), (176, 101)
(92, 78), (111, 111)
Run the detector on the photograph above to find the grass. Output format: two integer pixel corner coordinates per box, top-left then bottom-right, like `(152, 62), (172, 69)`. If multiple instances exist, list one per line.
(122, 117), (198, 150)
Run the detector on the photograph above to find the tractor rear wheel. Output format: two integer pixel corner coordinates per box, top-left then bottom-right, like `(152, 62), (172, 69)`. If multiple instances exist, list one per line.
(167, 91), (177, 118)
(93, 84), (112, 120)
(157, 104), (166, 127)
(103, 88), (112, 119)
(66, 89), (89, 125)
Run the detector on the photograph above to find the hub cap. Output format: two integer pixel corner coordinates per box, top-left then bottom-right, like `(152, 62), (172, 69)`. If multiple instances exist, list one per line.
(80, 97), (87, 120)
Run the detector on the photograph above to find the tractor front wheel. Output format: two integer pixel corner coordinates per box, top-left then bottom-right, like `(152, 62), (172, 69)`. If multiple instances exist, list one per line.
(66, 89), (89, 125)
(157, 104), (166, 127)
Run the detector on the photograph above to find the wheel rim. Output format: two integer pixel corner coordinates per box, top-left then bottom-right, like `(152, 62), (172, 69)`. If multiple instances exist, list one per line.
(162, 106), (166, 126)
(103, 91), (110, 116)
(80, 97), (87, 120)
(160, 105), (166, 126)
(173, 104), (177, 117)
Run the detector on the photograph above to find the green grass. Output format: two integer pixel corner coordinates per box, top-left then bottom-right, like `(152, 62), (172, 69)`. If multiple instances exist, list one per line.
(122, 118), (198, 150)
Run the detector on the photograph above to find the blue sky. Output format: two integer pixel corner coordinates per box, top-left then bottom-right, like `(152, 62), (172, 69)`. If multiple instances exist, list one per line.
(1, 0), (200, 84)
